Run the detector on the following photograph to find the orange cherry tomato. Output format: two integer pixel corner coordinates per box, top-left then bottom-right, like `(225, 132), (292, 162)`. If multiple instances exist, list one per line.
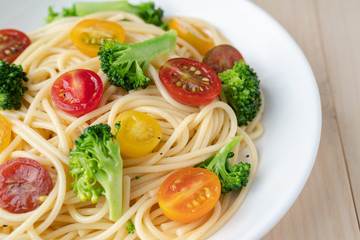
(0, 113), (11, 153)
(158, 168), (221, 223)
(70, 19), (125, 57)
(169, 18), (215, 55)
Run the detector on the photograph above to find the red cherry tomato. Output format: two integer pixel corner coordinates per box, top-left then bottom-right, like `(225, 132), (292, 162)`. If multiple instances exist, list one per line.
(158, 168), (221, 223)
(51, 69), (103, 117)
(159, 58), (221, 106)
(0, 158), (53, 213)
(0, 29), (31, 63)
(203, 44), (244, 74)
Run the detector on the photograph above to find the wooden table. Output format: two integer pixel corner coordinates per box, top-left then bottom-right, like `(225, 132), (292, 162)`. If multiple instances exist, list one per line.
(250, 0), (360, 239)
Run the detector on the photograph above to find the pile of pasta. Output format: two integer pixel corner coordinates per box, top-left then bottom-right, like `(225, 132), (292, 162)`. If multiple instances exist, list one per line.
(0, 11), (263, 240)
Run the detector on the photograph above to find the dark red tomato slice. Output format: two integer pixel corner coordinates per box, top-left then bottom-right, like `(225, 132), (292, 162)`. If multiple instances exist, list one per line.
(159, 58), (221, 106)
(0, 29), (31, 63)
(51, 69), (103, 117)
(203, 44), (244, 74)
(0, 158), (52, 213)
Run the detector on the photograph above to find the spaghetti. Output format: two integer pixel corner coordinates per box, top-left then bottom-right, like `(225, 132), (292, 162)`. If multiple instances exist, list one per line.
(0, 11), (263, 240)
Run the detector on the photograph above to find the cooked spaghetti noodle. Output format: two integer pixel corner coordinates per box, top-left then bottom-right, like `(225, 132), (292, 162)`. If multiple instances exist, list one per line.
(0, 11), (263, 240)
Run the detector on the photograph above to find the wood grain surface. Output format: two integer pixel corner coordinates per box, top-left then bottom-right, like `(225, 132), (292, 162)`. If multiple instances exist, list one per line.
(250, 0), (360, 239)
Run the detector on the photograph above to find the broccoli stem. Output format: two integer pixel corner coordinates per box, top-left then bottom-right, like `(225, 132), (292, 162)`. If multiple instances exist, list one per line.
(95, 136), (123, 221)
(96, 170), (123, 221)
(113, 30), (177, 66)
(75, 1), (133, 16)
(207, 136), (242, 171)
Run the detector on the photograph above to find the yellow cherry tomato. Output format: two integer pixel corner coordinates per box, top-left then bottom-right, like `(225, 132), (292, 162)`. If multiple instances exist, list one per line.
(115, 110), (162, 158)
(169, 17), (215, 55)
(70, 19), (125, 57)
(0, 113), (11, 153)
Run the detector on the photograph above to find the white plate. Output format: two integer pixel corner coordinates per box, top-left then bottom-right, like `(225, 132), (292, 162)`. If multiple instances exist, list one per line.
(0, 0), (322, 239)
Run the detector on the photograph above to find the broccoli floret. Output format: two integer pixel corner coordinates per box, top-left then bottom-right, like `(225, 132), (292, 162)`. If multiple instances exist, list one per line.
(45, 5), (77, 23)
(69, 123), (123, 221)
(126, 219), (135, 234)
(218, 60), (261, 126)
(46, 1), (168, 29)
(196, 136), (251, 193)
(98, 30), (177, 91)
(0, 61), (28, 110)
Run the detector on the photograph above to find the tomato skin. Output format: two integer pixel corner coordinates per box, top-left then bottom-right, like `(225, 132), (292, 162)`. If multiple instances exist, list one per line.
(115, 110), (162, 158)
(158, 168), (221, 223)
(51, 69), (103, 117)
(203, 44), (244, 74)
(70, 19), (125, 57)
(159, 58), (221, 106)
(0, 114), (11, 153)
(0, 29), (31, 63)
(0, 158), (52, 213)
(169, 18), (214, 55)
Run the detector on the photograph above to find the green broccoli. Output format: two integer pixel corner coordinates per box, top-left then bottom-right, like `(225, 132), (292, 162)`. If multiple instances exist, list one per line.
(46, 1), (168, 29)
(69, 123), (123, 221)
(218, 60), (261, 126)
(46, 5), (77, 23)
(98, 30), (177, 91)
(196, 136), (251, 193)
(126, 219), (135, 234)
(0, 61), (28, 110)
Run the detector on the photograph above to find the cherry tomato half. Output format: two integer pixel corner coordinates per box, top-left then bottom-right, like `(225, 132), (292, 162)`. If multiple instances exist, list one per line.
(115, 110), (162, 158)
(70, 19), (125, 57)
(159, 58), (221, 106)
(0, 158), (53, 213)
(169, 18), (214, 55)
(51, 69), (103, 117)
(203, 44), (244, 74)
(0, 29), (31, 63)
(158, 168), (221, 223)
(0, 114), (11, 154)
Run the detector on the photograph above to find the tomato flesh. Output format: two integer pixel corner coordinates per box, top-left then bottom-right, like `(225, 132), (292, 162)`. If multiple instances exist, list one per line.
(159, 58), (221, 106)
(51, 69), (103, 117)
(169, 18), (214, 55)
(203, 44), (244, 74)
(115, 110), (162, 158)
(158, 168), (221, 223)
(0, 158), (52, 213)
(0, 114), (11, 153)
(0, 29), (31, 63)
(70, 19), (125, 57)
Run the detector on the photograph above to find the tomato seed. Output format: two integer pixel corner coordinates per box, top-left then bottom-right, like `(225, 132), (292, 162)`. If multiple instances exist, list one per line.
(192, 199), (200, 206)
(199, 195), (206, 201)
(37, 195), (47, 204)
(4, 49), (11, 55)
(175, 81), (182, 87)
(194, 70), (201, 75)
(204, 187), (211, 198)
(0, 34), (10, 41)
(189, 66), (196, 72)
